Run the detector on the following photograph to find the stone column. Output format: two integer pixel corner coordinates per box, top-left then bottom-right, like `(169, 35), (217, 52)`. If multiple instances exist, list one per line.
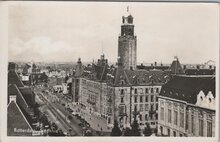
(195, 109), (199, 136)
(203, 112), (207, 137)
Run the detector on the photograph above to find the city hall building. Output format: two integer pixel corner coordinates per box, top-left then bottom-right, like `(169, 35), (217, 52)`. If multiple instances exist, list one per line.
(72, 12), (171, 130)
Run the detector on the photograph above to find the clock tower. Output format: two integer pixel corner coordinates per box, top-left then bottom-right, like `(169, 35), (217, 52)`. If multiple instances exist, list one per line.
(118, 11), (137, 70)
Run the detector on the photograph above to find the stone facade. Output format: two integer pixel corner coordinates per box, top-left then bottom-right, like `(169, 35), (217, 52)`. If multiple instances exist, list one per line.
(158, 76), (215, 137)
(131, 86), (161, 129)
(78, 78), (115, 126)
(118, 14), (137, 70)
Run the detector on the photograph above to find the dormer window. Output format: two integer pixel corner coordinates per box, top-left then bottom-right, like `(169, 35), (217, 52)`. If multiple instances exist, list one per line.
(200, 96), (203, 101)
(121, 80), (125, 85)
(209, 98), (212, 103)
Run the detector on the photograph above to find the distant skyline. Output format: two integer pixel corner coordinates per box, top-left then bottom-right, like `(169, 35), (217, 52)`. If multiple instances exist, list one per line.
(8, 2), (219, 64)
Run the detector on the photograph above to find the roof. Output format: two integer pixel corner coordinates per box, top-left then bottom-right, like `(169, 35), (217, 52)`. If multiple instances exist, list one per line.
(137, 65), (170, 71)
(7, 100), (32, 136)
(8, 84), (29, 107)
(112, 66), (170, 86)
(185, 69), (215, 75)
(8, 70), (24, 87)
(160, 76), (215, 104)
(8, 85), (33, 125)
(19, 87), (35, 107)
(169, 59), (184, 74)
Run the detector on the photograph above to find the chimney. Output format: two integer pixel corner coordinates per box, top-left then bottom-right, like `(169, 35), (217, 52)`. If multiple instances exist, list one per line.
(183, 65), (186, 70)
(209, 65), (212, 69)
(9, 95), (16, 103)
(197, 65), (200, 70)
(8, 62), (16, 71)
(154, 62), (157, 66)
(161, 63), (163, 66)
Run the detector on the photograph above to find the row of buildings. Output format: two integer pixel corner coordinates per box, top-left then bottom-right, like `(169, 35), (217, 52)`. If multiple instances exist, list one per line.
(7, 9), (216, 137)
(68, 10), (216, 137)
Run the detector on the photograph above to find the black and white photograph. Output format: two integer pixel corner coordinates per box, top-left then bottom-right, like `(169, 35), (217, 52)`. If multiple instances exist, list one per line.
(0, 1), (219, 141)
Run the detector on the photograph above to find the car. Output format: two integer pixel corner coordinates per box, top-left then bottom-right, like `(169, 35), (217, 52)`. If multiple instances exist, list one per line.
(67, 108), (73, 113)
(78, 123), (83, 127)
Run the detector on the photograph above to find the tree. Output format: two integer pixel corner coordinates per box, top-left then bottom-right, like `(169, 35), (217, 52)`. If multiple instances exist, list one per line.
(130, 120), (141, 136)
(143, 122), (152, 136)
(110, 120), (122, 136)
(123, 127), (131, 136)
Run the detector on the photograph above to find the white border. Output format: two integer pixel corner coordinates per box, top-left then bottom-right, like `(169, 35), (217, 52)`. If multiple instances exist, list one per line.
(0, 1), (219, 142)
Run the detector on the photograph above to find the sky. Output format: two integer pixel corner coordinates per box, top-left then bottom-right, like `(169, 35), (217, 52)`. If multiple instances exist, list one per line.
(8, 2), (219, 64)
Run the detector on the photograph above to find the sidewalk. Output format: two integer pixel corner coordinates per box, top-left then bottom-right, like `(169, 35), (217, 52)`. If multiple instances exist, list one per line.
(80, 109), (111, 133)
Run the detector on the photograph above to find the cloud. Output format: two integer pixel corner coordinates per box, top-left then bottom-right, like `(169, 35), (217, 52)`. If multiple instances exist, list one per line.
(9, 36), (79, 62)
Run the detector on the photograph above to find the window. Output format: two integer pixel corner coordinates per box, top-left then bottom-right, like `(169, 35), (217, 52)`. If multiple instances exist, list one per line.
(140, 88), (143, 94)
(199, 119), (203, 136)
(134, 105), (137, 112)
(150, 104), (154, 111)
(156, 88), (159, 93)
(180, 134), (183, 137)
(151, 95), (154, 102)
(156, 103), (158, 110)
(167, 128), (170, 136)
(134, 88), (137, 94)
(151, 88), (154, 93)
(119, 105), (126, 115)
(139, 114), (142, 121)
(174, 110), (178, 125)
(134, 96), (137, 103)
(139, 104), (143, 111)
(180, 112), (184, 128)
(168, 109), (172, 123)
(145, 114), (148, 120)
(121, 80), (124, 85)
(173, 131), (176, 137)
(145, 96), (148, 102)
(121, 97), (124, 103)
(191, 115), (194, 134)
(145, 104), (148, 111)
(160, 126), (163, 135)
(145, 88), (149, 93)
(140, 96), (143, 103)
(120, 89), (124, 95)
(207, 121), (212, 137)
(160, 107), (164, 121)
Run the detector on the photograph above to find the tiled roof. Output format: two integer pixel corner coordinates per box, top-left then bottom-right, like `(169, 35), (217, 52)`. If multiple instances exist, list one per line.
(137, 65), (169, 71)
(8, 70), (24, 87)
(8, 84), (29, 107)
(185, 69), (215, 75)
(160, 76), (215, 104)
(112, 66), (170, 86)
(19, 87), (35, 107)
(8, 85), (33, 125)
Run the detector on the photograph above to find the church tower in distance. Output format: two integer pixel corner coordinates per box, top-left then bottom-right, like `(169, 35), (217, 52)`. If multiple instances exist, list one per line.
(118, 9), (137, 70)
